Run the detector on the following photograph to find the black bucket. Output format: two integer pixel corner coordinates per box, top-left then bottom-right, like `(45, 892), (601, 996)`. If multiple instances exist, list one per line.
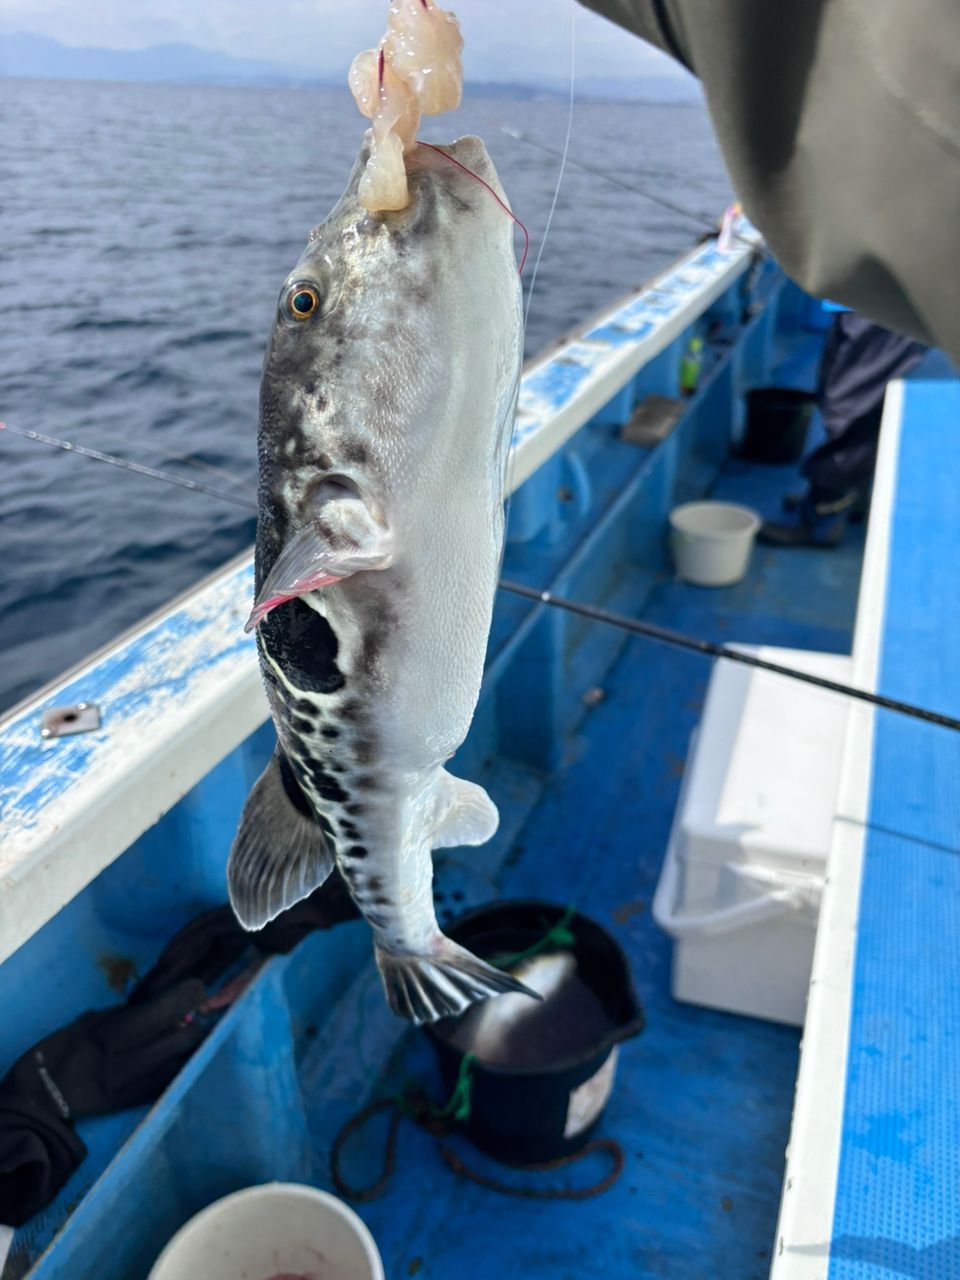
(742, 387), (815, 463)
(426, 900), (644, 1165)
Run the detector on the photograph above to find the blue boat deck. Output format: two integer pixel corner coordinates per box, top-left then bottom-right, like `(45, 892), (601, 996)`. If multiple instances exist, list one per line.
(300, 443), (866, 1280)
(22, 267), (960, 1279)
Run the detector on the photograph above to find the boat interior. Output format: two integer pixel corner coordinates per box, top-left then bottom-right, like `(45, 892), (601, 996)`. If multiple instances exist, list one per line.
(2, 235), (957, 1279)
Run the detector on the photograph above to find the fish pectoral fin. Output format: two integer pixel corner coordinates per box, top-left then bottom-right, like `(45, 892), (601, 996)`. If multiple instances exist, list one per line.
(432, 771), (499, 849)
(375, 937), (541, 1025)
(228, 753), (335, 929)
(245, 497), (393, 631)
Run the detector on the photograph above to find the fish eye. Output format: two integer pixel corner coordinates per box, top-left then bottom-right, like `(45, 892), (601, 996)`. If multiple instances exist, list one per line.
(286, 283), (321, 321)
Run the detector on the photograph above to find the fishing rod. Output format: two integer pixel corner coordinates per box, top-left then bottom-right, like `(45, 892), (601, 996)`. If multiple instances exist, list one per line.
(5, 421), (958, 734)
(497, 580), (960, 734)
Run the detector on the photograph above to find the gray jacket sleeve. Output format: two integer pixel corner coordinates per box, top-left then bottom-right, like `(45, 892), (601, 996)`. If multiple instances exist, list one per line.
(579, 0), (960, 361)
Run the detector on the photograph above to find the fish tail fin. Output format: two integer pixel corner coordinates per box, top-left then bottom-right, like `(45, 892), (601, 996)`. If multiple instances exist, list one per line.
(375, 936), (540, 1025)
(228, 752), (335, 929)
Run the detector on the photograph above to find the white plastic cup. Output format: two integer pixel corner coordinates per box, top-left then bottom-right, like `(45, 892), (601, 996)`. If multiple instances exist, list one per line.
(147, 1183), (384, 1280)
(668, 501), (761, 587)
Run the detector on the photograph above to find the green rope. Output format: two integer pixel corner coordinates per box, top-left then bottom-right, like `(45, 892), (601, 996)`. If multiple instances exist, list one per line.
(489, 903), (578, 971)
(433, 1051), (477, 1123)
(390, 1051), (477, 1124)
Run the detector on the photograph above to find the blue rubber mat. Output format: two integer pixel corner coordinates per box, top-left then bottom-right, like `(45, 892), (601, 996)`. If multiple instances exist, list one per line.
(830, 381), (960, 1279)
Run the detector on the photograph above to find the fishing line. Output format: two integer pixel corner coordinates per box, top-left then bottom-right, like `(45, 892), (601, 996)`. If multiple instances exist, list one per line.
(418, 141), (530, 274)
(0, 423), (258, 513)
(78, 423), (251, 492)
(521, 2), (576, 333)
(498, 0), (577, 569)
(486, 118), (729, 239)
(5, 421), (958, 735)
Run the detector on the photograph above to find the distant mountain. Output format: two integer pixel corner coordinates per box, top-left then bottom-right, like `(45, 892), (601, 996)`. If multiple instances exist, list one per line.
(0, 32), (700, 102)
(0, 32), (324, 86)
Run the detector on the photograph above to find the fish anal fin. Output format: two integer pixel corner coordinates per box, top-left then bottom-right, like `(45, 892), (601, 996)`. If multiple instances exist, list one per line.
(228, 752), (335, 929)
(432, 771), (499, 849)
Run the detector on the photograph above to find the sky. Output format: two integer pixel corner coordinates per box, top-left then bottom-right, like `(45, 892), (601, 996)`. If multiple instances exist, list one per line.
(0, 0), (687, 85)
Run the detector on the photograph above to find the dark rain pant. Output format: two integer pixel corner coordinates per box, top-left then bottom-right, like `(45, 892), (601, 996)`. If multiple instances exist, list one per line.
(801, 314), (925, 502)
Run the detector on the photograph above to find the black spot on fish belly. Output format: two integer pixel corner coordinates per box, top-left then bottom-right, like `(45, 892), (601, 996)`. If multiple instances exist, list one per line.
(258, 598), (345, 695)
(346, 845), (369, 860)
(302, 759), (349, 804)
(277, 752), (336, 842)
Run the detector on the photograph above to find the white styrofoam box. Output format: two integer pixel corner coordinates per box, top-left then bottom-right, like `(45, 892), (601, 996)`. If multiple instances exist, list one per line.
(653, 646), (852, 1026)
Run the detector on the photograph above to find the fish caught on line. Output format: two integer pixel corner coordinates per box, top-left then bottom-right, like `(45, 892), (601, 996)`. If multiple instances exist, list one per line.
(227, 122), (529, 1022)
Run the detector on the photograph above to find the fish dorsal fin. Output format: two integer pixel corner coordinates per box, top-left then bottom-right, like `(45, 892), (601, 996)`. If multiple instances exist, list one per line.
(432, 770), (499, 849)
(246, 494), (392, 631)
(228, 752), (335, 929)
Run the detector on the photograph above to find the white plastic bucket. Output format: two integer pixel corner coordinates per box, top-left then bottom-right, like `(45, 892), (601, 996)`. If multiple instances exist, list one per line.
(668, 501), (760, 587)
(147, 1183), (384, 1280)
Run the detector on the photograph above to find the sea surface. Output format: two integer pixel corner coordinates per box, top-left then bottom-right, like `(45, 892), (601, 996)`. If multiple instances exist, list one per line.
(0, 77), (732, 712)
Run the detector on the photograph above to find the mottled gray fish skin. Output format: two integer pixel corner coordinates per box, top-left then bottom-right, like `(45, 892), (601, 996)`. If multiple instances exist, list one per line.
(228, 134), (527, 1023)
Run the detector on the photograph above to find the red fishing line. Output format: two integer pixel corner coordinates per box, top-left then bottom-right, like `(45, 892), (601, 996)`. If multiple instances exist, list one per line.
(418, 140), (530, 275)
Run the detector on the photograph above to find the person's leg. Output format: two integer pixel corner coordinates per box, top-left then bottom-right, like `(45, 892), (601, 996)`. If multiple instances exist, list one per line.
(760, 402), (884, 547)
(766, 314), (924, 547)
(800, 401), (884, 498)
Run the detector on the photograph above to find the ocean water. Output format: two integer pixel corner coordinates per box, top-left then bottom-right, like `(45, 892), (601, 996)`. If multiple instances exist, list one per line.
(0, 77), (732, 713)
